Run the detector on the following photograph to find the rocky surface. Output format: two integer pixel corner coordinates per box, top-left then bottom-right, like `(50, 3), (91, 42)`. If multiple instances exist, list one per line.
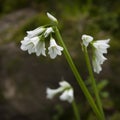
(0, 8), (37, 44)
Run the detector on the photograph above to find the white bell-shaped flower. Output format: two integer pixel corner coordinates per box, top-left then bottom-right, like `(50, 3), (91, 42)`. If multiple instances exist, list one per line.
(21, 36), (39, 54)
(82, 34), (93, 47)
(92, 39), (110, 74)
(48, 37), (63, 59)
(46, 81), (74, 103)
(35, 38), (46, 56)
(46, 87), (63, 99)
(21, 36), (46, 56)
(59, 88), (74, 103)
(44, 27), (54, 38)
(27, 27), (45, 38)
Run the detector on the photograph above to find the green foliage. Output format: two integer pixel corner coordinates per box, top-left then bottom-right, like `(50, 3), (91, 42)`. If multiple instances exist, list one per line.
(52, 105), (64, 120)
(111, 112), (120, 120)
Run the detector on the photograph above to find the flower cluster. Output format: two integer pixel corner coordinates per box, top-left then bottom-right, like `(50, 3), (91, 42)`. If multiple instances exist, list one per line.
(82, 34), (110, 74)
(20, 13), (63, 59)
(46, 81), (74, 103)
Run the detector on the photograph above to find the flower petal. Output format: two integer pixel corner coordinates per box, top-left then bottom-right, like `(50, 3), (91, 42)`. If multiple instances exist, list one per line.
(59, 89), (74, 103)
(47, 12), (58, 23)
(92, 39), (110, 74)
(48, 37), (63, 59)
(27, 27), (45, 38)
(82, 34), (93, 47)
(44, 27), (54, 38)
(46, 87), (63, 99)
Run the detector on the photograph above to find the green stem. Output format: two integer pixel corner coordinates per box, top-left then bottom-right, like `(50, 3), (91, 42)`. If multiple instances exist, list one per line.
(72, 100), (81, 120)
(83, 46), (105, 119)
(54, 27), (103, 120)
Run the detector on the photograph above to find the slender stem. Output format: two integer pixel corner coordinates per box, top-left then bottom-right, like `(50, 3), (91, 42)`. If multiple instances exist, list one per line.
(72, 100), (81, 120)
(83, 46), (105, 119)
(54, 27), (103, 120)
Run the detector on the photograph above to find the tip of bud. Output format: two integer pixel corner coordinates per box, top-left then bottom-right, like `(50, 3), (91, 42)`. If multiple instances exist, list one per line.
(47, 12), (58, 24)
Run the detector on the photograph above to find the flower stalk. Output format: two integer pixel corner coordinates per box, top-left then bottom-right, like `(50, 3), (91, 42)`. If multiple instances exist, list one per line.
(54, 26), (103, 120)
(83, 46), (105, 119)
(72, 100), (81, 120)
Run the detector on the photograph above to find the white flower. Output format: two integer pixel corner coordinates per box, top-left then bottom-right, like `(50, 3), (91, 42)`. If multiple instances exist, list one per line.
(48, 37), (63, 59)
(46, 81), (74, 103)
(21, 36), (39, 54)
(44, 27), (54, 38)
(46, 87), (63, 99)
(27, 27), (45, 38)
(92, 58), (102, 74)
(20, 36), (46, 56)
(47, 12), (58, 23)
(92, 39), (110, 74)
(59, 89), (73, 103)
(35, 38), (46, 56)
(82, 34), (93, 47)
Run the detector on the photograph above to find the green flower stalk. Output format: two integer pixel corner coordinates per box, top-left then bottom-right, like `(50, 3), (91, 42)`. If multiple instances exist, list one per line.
(72, 100), (81, 120)
(82, 34), (110, 119)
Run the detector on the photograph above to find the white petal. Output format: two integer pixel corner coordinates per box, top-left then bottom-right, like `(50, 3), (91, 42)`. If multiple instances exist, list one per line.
(92, 59), (102, 74)
(27, 27), (45, 38)
(82, 34), (93, 47)
(21, 37), (30, 44)
(31, 37), (39, 46)
(28, 46), (35, 54)
(49, 38), (57, 46)
(44, 27), (54, 37)
(59, 81), (71, 88)
(35, 40), (46, 56)
(47, 12), (58, 23)
(46, 87), (63, 99)
(48, 38), (63, 59)
(92, 39), (110, 74)
(48, 49), (57, 59)
(20, 44), (28, 51)
(59, 89), (74, 103)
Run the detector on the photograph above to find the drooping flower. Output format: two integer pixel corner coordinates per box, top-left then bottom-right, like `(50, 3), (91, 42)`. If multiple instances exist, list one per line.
(20, 36), (46, 56)
(92, 39), (110, 74)
(46, 81), (74, 103)
(44, 27), (54, 38)
(59, 88), (73, 103)
(82, 34), (93, 47)
(35, 37), (46, 56)
(47, 12), (58, 24)
(27, 27), (45, 38)
(21, 36), (39, 54)
(48, 37), (63, 59)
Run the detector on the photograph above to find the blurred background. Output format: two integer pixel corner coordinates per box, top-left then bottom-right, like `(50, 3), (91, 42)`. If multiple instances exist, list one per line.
(0, 0), (120, 120)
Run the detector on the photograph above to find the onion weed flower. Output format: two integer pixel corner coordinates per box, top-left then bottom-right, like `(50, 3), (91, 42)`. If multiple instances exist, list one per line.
(20, 13), (64, 59)
(82, 34), (110, 74)
(46, 81), (74, 103)
(27, 27), (45, 38)
(48, 37), (63, 59)
(92, 39), (110, 74)
(21, 36), (39, 54)
(21, 27), (63, 58)
(35, 36), (46, 56)
(82, 34), (93, 47)
(44, 27), (54, 38)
